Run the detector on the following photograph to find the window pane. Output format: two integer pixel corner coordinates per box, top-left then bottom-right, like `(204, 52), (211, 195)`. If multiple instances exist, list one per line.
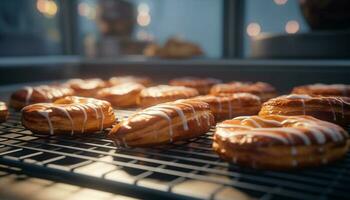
(0, 0), (63, 56)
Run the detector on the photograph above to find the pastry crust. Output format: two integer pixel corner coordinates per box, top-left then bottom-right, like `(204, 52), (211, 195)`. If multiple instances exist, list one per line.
(10, 85), (74, 110)
(108, 99), (215, 147)
(0, 102), (8, 123)
(259, 94), (350, 126)
(210, 82), (277, 102)
(292, 83), (350, 97)
(22, 96), (116, 135)
(96, 82), (145, 108)
(213, 115), (349, 170)
(138, 85), (199, 107)
(192, 93), (261, 121)
(108, 76), (152, 87)
(64, 78), (107, 97)
(169, 77), (222, 94)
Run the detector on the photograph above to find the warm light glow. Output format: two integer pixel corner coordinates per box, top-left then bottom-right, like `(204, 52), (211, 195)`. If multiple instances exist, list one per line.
(78, 2), (96, 20)
(137, 12), (151, 27)
(138, 3), (150, 13)
(36, 0), (58, 17)
(246, 23), (261, 37)
(285, 20), (300, 34)
(274, 0), (288, 5)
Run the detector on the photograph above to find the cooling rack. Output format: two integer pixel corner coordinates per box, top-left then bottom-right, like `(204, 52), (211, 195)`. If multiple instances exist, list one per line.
(0, 110), (350, 200)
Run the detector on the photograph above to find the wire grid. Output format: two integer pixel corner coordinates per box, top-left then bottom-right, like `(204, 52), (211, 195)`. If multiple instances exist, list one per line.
(0, 110), (349, 200)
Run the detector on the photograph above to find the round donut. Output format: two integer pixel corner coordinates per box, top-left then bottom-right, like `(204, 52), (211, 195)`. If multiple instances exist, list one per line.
(64, 78), (107, 97)
(213, 115), (349, 170)
(192, 93), (261, 121)
(138, 85), (199, 107)
(292, 83), (350, 97)
(22, 96), (116, 135)
(96, 82), (145, 108)
(0, 102), (8, 123)
(108, 76), (152, 87)
(259, 94), (350, 126)
(169, 77), (222, 94)
(210, 81), (277, 102)
(10, 85), (74, 110)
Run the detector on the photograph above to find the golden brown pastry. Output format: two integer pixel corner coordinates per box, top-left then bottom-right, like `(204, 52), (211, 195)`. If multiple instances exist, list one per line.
(210, 81), (277, 102)
(292, 83), (350, 97)
(259, 94), (350, 126)
(10, 85), (74, 110)
(0, 102), (8, 123)
(144, 38), (203, 59)
(169, 77), (222, 95)
(96, 82), (145, 108)
(192, 93), (261, 121)
(64, 78), (106, 97)
(22, 96), (116, 135)
(109, 99), (214, 147)
(108, 76), (152, 87)
(213, 115), (349, 170)
(138, 85), (199, 108)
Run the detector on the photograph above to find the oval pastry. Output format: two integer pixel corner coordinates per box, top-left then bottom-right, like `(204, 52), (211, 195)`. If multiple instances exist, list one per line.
(22, 96), (116, 135)
(213, 115), (349, 170)
(259, 94), (350, 126)
(10, 85), (74, 110)
(64, 78), (106, 97)
(109, 76), (152, 87)
(96, 82), (145, 108)
(0, 102), (8, 123)
(292, 83), (350, 97)
(193, 93), (261, 121)
(169, 77), (222, 94)
(108, 99), (215, 147)
(210, 81), (277, 102)
(138, 85), (199, 107)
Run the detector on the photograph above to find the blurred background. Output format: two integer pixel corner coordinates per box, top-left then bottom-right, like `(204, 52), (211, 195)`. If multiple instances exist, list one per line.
(0, 0), (350, 86)
(0, 0), (313, 58)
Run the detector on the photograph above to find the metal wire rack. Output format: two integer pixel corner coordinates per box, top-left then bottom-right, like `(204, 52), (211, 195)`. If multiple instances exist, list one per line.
(0, 110), (350, 200)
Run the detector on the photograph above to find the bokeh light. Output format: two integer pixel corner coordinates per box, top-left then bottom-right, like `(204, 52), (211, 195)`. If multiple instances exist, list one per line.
(246, 23), (261, 37)
(36, 0), (58, 18)
(285, 20), (300, 34)
(274, 0), (288, 5)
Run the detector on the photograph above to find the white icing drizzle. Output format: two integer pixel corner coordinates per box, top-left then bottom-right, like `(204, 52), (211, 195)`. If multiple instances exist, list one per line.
(156, 104), (189, 131)
(227, 97), (233, 118)
(73, 105), (88, 133)
(301, 99), (306, 115)
(175, 101), (201, 126)
(140, 108), (174, 142)
(55, 106), (74, 135)
(37, 111), (54, 135)
(216, 97), (222, 112)
(24, 86), (33, 105)
(325, 98), (336, 121)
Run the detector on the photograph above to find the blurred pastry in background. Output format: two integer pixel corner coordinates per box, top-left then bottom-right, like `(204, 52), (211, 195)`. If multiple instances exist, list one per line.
(0, 102), (8, 123)
(292, 83), (350, 97)
(169, 77), (221, 95)
(138, 85), (199, 107)
(97, 82), (145, 108)
(108, 75), (152, 87)
(144, 37), (203, 59)
(64, 78), (107, 97)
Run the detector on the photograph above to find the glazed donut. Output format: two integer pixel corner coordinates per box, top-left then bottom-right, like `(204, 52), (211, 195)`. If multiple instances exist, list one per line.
(210, 81), (277, 102)
(292, 83), (350, 97)
(108, 76), (152, 87)
(213, 115), (349, 170)
(0, 102), (8, 123)
(64, 78), (107, 97)
(169, 77), (222, 94)
(96, 82), (145, 108)
(138, 85), (199, 107)
(108, 99), (215, 147)
(22, 96), (116, 135)
(192, 93), (261, 121)
(10, 85), (74, 110)
(259, 94), (350, 126)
